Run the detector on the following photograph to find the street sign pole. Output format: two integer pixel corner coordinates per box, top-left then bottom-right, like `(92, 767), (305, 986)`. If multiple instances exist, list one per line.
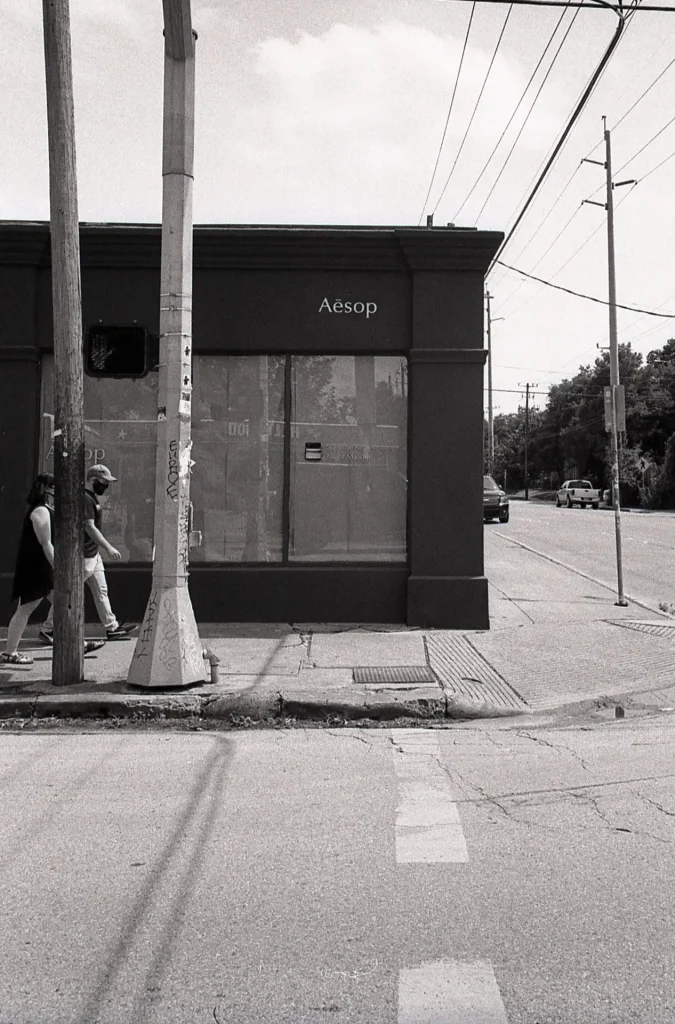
(127, 0), (205, 688)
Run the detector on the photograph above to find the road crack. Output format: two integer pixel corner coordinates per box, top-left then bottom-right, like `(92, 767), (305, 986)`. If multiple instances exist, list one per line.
(516, 730), (591, 771)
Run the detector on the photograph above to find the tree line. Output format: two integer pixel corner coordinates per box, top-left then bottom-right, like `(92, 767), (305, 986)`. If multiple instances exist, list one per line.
(489, 338), (675, 508)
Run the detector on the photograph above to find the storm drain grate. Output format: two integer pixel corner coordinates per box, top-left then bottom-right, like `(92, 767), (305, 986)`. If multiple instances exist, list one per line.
(426, 634), (529, 710)
(610, 620), (675, 640)
(353, 665), (438, 687)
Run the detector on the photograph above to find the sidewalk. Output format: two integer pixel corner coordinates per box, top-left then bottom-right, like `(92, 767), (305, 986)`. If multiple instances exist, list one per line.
(2, 551), (675, 723)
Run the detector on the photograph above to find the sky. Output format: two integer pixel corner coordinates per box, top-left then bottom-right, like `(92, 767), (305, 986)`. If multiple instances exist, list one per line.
(2, 0), (675, 415)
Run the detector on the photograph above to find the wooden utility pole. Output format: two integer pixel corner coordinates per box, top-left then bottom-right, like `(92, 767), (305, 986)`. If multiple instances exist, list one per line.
(485, 292), (494, 475)
(583, 118), (634, 607)
(127, 0), (205, 688)
(42, 0), (85, 686)
(519, 382), (537, 501)
(484, 294), (504, 477)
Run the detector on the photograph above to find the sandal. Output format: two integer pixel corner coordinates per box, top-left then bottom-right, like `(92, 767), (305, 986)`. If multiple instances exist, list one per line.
(1, 652), (34, 666)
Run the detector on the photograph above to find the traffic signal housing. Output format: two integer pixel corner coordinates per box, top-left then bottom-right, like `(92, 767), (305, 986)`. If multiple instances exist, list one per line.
(84, 324), (158, 378)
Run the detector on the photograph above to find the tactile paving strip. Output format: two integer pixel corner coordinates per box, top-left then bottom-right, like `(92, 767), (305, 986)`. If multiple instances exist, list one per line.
(426, 634), (529, 710)
(609, 620), (675, 640)
(353, 665), (438, 686)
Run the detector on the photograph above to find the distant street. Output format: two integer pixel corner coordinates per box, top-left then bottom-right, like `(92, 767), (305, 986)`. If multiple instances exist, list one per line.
(486, 500), (675, 614)
(2, 726), (675, 1023)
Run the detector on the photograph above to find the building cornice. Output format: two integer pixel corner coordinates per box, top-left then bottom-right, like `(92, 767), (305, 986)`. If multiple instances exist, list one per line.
(0, 221), (503, 273)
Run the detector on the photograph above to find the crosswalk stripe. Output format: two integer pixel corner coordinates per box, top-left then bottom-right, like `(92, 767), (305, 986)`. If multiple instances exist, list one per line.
(391, 730), (468, 863)
(398, 960), (508, 1023)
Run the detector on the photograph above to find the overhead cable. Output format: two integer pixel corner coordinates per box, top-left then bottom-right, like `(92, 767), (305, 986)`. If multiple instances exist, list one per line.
(474, 6), (581, 224)
(638, 145), (675, 184)
(487, 1), (634, 276)
(496, 260), (675, 316)
(494, 182), (635, 318)
(494, 201), (583, 310)
(445, 0), (675, 10)
(431, 4), (514, 215)
(613, 109), (675, 176)
(417, 2), (476, 226)
(612, 54), (675, 132)
(452, 3), (574, 224)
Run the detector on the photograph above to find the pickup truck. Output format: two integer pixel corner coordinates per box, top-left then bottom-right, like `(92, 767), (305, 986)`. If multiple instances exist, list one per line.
(556, 480), (601, 509)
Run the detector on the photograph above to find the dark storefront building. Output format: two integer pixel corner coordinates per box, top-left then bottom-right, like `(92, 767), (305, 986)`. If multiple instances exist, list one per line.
(0, 222), (502, 629)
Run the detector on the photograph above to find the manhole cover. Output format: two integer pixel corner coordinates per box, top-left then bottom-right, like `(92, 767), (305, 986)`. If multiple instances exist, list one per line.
(610, 620), (675, 639)
(353, 665), (438, 686)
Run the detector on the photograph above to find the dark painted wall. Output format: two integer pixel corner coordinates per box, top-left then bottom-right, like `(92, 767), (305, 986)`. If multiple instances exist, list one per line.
(0, 223), (502, 627)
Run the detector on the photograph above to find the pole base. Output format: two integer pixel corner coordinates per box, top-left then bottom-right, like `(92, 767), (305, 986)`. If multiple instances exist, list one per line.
(126, 585), (207, 689)
(615, 599), (629, 607)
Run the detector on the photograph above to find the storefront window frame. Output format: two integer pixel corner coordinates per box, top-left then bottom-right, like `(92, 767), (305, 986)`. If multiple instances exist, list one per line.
(39, 351), (409, 566)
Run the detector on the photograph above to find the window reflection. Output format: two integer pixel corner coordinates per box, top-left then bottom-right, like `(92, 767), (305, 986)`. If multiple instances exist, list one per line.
(39, 353), (407, 565)
(191, 356), (285, 562)
(289, 355), (407, 562)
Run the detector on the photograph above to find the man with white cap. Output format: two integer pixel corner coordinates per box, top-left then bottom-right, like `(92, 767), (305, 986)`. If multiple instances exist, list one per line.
(39, 464), (136, 643)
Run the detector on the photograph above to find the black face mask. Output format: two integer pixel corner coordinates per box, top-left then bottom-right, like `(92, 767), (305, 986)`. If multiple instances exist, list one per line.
(92, 480), (109, 496)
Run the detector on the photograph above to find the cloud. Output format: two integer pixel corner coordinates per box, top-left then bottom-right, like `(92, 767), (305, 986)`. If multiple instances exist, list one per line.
(195, 21), (567, 225)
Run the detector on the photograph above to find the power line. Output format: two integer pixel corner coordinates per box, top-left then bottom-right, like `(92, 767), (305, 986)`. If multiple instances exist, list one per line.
(417, 3), (476, 226)
(495, 260), (675, 316)
(494, 201), (583, 310)
(431, 4), (514, 215)
(612, 54), (675, 132)
(638, 144), (675, 183)
(475, 6), (582, 224)
(613, 109), (675, 176)
(494, 184), (635, 318)
(487, 1), (634, 275)
(444, 0), (675, 10)
(452, 4), (574, 224)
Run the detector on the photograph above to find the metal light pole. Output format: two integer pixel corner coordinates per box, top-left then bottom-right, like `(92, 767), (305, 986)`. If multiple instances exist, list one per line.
(583, 118), (633, 607)
(127, 0), (206, 687)
(42, 0), (85, 686)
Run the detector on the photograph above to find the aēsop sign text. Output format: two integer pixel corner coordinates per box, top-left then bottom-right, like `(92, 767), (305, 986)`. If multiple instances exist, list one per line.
(318, 297), (378, 319)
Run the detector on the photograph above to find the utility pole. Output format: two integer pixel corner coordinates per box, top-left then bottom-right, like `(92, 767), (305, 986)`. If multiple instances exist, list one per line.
(583, 118), (634, 607)
(485, 293), (504, 476)
(519, 382), (537, 501)
(42, 0), (85, 686)
(127, 0), (206, 687)
(485, 293), (494, 475)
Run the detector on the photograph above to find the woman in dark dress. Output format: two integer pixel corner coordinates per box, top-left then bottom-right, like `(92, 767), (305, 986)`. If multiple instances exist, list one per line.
(2, 474), (55, 665)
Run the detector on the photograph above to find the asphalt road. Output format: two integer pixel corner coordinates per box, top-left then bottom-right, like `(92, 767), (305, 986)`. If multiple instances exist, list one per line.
(2, 723), (675, 1023)
(487, 500), (675, 614)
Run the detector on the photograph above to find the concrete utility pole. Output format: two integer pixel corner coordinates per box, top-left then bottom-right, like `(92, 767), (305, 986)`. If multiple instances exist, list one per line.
(127, 0), (206, 688)
(42, 0), (85, 686)
(583, 118), (634, 607)
(519, 382), (537, 501)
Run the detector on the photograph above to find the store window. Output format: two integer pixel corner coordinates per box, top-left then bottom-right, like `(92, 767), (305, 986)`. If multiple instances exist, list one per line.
(39, 353), (407, 565)
(289, 355), (407, 562)
(190, 356), (285, 562)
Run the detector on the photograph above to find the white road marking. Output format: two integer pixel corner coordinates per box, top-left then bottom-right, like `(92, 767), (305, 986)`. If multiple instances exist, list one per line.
(398, 960), (508, 1024)
(392, 730), (468, 863)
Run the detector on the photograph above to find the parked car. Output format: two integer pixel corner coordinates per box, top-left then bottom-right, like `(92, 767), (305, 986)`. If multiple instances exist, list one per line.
(483, 476), (509, 523)
(556, 479), (601, 509)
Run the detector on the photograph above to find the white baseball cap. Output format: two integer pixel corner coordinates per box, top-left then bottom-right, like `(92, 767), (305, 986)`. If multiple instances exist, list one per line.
(87, 464), (117, 483)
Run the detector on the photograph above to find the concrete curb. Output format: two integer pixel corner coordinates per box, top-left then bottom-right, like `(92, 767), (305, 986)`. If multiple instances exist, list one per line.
(0, 688), (529, 723)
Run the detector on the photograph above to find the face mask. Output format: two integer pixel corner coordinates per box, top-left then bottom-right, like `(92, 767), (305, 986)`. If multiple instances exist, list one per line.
(92, 479), (109, 496)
